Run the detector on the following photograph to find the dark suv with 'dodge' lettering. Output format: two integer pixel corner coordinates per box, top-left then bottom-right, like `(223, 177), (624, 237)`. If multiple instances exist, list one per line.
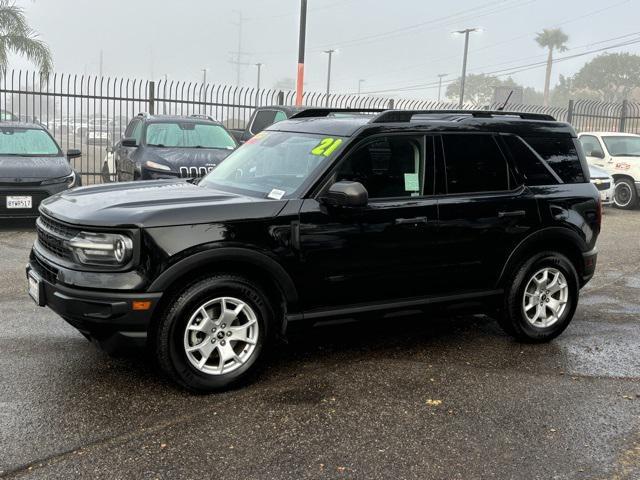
(27, 109), (601, 392)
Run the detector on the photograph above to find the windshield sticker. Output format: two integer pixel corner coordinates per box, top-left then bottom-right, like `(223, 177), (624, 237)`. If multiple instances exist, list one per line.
(267, 189), (286, 200)
(245, 131), (268, 145)
(311, 138), (343, 157)
(404, 173), (420, 192)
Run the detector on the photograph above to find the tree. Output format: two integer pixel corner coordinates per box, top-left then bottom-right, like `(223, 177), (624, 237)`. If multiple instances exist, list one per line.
(445, 74), (541, 107)
(0, 0), (52, 75)
(571, 53), (640, 102)
(535, 28), (568, 107)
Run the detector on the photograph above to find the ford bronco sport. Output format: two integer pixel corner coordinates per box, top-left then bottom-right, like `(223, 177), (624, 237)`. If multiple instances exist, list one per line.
(27, 109), (601, 392)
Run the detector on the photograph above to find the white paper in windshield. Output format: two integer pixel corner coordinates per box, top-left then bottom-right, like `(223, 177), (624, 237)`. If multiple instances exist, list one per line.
(267, 189), (286, 200)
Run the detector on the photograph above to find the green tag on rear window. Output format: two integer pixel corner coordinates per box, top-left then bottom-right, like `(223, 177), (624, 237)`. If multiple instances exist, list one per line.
(404, 173), (420, 192)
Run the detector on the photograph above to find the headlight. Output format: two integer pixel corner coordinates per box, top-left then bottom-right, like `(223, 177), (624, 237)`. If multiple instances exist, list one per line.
(41, 171), (76, 186)
(145, 160), (172, 171)
(66, 232), (133, 266)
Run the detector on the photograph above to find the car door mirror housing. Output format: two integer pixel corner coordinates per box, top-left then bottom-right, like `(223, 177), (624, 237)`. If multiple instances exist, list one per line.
(321, 181), (368, 208)
(589, 149), (605, 159)
(66, 148), (81, 160)
(121, 137), (137, 148)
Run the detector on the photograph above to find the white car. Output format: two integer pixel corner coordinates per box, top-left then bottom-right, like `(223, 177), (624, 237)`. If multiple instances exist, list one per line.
(588, 164), (614, 206)
(578, 132), (640, 209)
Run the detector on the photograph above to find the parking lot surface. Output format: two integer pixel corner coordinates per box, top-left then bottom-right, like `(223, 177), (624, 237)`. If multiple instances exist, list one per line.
(1, 210), (639, 480)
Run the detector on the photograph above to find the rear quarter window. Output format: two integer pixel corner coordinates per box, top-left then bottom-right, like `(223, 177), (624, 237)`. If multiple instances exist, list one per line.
(503, 136), (559, 186)
(522, 136), (586, 183)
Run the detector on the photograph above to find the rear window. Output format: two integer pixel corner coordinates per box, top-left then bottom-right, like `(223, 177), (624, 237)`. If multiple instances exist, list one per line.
(503, 136), (559, 186)
(442, 134), (510, 194)
(522, 136), (586, 183)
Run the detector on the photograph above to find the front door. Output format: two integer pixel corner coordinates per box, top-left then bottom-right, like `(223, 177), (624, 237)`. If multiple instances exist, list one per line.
(297, 134), (440, 313)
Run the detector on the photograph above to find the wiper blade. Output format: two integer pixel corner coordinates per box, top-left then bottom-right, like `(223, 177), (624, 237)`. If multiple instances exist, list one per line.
(148, 143), (165, 147)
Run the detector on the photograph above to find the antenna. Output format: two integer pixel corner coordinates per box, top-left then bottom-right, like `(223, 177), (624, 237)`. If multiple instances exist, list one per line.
(498, 90), (514, 111)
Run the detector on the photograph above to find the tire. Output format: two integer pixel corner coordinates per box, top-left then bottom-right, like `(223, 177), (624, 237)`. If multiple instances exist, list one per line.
(613, 177), (638, 210)
(155, 274), (273, 392)
(498, 252), (579, 343)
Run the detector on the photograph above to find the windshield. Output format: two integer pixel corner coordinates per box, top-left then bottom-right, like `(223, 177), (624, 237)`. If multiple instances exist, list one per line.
(0, 127), (60, 156)
(602, 136), (640, 157)
(146, 122), (236, 149)
(199, 131), (345, 198)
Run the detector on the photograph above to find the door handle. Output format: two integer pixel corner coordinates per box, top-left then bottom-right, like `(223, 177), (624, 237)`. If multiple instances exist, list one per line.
(395, 216), (428, 225)
(498, 210), (526, 218)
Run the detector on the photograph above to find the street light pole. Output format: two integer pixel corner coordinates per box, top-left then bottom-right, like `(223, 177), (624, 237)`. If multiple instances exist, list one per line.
(455, 28), (479, 108)
(437, 73), (448, 102)
(201, 68), (207, 85)
(255, 63), (263, 91)
(324, 49), (336, 106)
(295, 0), (308, 106)
(358, 79), (365, 95)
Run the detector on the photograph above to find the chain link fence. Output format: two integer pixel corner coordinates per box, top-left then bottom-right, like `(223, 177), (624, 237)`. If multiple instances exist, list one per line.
(1, 70), (639, 184)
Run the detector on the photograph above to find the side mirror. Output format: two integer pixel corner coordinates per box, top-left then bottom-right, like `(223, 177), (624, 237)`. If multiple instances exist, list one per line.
(321, 181), (368, 208)
(66, 149), (81, 160)
(589, 149), (605, 159)
(121, 137), (137, 148)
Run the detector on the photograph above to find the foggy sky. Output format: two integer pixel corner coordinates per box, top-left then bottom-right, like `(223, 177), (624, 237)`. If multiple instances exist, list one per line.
(9, 0), (640, 100)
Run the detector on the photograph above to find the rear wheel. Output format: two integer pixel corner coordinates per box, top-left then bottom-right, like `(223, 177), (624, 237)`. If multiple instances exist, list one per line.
(613, 177), (638, 210)
(498, 252), (579, 342)
(155, 275), (273, 392)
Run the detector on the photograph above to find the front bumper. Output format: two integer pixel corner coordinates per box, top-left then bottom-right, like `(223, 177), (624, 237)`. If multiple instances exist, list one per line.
(27, 260), (162, 353)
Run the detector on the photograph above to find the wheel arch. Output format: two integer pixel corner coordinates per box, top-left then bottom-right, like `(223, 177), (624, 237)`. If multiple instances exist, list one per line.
(497, 227), (587, 288)
(148, 248), (299, 333)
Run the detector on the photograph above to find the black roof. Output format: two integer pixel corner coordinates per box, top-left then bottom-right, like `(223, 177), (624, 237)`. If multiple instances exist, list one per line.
(267, 108), (576, 138)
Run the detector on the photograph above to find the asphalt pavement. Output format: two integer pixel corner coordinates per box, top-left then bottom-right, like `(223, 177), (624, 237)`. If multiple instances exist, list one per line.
(0, 210), (639, 480)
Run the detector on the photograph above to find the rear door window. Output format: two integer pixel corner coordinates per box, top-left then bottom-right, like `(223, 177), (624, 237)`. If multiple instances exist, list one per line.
(522, 136), (586, 183)
(441, 134), (510, 194)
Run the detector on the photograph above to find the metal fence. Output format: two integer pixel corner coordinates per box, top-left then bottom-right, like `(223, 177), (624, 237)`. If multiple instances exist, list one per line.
(1, 69), (640, 184)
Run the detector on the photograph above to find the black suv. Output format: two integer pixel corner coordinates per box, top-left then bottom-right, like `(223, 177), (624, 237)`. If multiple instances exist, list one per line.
(27, 109), (601, 392)
(108, 113), (237, 182)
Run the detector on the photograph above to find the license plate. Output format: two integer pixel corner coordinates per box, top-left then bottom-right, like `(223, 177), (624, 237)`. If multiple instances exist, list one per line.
(7, 195), (32, 209)
(28, 271), (42, 305)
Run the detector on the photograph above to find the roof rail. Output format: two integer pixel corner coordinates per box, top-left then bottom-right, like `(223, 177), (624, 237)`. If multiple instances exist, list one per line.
(290, 108), (386, 119)
(371, 109), (556, 123)
(190, 114), (218, 122)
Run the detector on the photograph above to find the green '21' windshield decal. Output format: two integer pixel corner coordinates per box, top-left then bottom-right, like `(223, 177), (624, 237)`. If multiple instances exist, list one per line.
(311, 137), (343, 157)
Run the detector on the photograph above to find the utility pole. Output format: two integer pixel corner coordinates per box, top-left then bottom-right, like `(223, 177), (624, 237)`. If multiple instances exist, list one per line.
(296, 0), (308, 106)
(230, 10), (251, 86)
(201, 68), (208, 85)
(255, 63), (263, 91)
(437, 73), (448, 102)
(358, 79), (365, 95)
(324, 49), (336, 106)
(454, 28), (480, 108)
(99, 50), (103, 78)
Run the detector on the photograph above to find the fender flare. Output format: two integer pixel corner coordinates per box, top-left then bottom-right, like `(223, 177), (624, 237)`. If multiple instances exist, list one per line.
(148, 247), (299, 304)
(497, 227), (588, 286)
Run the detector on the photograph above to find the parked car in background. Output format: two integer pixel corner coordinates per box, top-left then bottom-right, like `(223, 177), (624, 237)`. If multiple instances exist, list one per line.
(588, 164), (614, 206)
(105, 113), (237, 182)
(1, 110), (18, 121)
(578, 132), (640, 209)
(0, 122), (81, 218)
(229, 106), (305, 143)
(28, 109), (600, 391)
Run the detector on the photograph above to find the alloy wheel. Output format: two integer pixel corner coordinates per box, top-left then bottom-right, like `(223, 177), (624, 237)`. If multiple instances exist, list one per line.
(522, 268), (569, 328)
(183, 297), (259, 375)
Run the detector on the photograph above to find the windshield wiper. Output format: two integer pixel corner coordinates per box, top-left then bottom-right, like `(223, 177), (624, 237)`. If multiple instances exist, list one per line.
(147, 143), (165, 147)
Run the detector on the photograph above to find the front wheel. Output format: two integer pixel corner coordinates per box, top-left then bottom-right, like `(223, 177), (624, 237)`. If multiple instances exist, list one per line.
(498, 252), (579, 342)
(155, 275), (273, 392)
(613, 177), (638, 210)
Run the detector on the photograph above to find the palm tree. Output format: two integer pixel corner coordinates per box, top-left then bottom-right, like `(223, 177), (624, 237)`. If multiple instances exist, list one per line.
(0, 0), (52, 76)
(536, 28), (568, 106)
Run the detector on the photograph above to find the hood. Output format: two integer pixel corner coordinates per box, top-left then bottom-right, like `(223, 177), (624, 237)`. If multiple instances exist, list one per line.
(40, 179), (287, 228)
(0, 155), (71, 182)
(144, 146), (234, 171)
(588, 164), (611, 179)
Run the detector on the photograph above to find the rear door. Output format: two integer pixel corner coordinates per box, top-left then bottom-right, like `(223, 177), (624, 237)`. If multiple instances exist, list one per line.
(436, 133), (540, 293)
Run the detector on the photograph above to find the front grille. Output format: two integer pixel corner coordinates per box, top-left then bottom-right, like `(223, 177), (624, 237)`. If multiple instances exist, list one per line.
(30, 250), (59, 283)
(36, 215), (80, 261)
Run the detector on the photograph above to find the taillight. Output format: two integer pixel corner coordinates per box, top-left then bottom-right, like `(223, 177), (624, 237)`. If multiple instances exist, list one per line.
(596, 196), (603, 231)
